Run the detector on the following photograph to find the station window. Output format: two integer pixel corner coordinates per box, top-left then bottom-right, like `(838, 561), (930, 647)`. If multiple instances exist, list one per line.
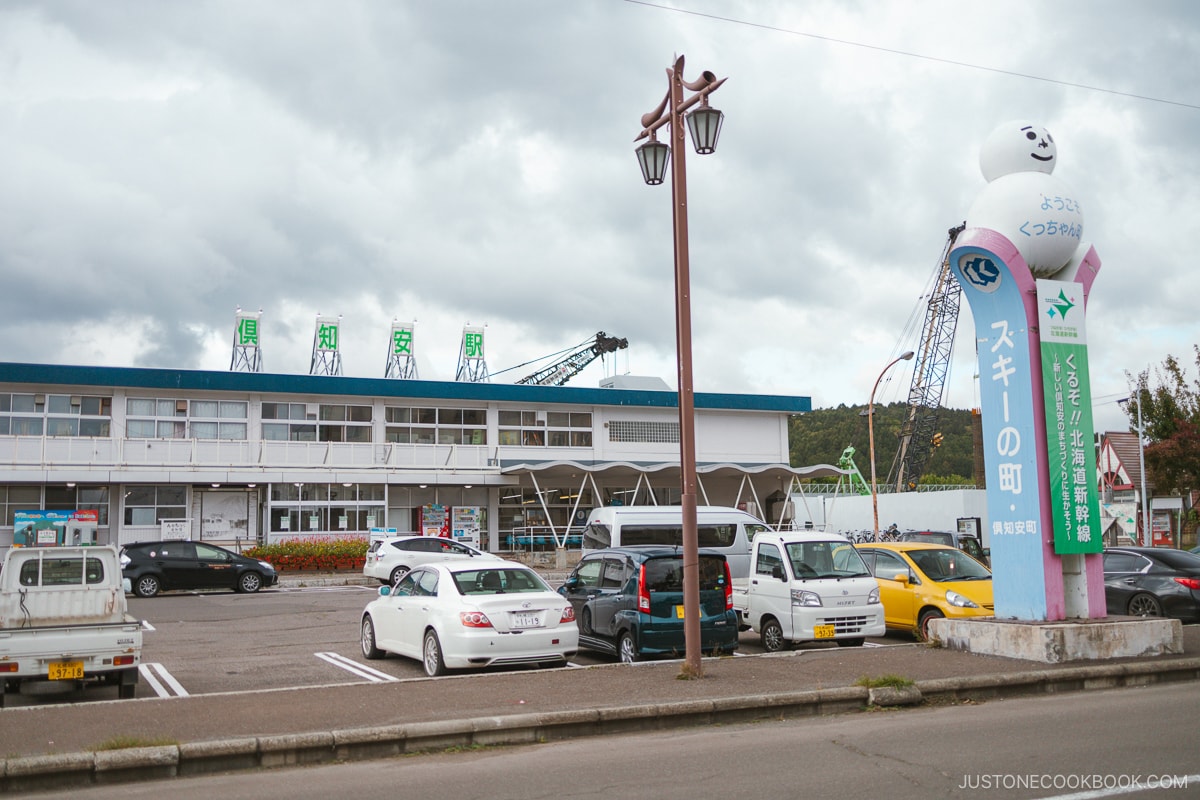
(385, 407), (486, 445)
(125, 398), (246, 440)
(123, 485), (187, 526)
(0, 394), (112, 437)
(0, 485), (42, 526)
(499, 409), (592, 447)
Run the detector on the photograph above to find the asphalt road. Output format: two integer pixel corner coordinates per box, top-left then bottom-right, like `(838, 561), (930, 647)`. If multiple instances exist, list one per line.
(6, 583), (916, 707)
(35, 681), (1200, 800)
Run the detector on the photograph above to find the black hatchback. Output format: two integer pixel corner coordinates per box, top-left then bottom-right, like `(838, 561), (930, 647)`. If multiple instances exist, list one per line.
(121, 541), (279, 597)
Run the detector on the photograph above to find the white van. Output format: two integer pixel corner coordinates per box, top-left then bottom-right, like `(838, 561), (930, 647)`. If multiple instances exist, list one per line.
(580, 506), (770, 579)
(731, 531), (885, 649)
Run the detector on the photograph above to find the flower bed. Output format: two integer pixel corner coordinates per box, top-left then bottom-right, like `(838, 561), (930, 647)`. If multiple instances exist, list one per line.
(244, 536), (369, 571)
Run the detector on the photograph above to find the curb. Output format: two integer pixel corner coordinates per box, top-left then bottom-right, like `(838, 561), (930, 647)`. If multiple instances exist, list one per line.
(4, 656), (1200, 792)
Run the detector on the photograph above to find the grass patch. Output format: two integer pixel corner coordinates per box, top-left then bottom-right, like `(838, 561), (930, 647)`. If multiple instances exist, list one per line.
(853, 674), (914, 690)
(91, 735), (179, 752)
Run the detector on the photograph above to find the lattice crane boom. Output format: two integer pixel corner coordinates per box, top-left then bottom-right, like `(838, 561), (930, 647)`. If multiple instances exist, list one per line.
(516, 332), (629, 387)
(887, 223), (966, 492)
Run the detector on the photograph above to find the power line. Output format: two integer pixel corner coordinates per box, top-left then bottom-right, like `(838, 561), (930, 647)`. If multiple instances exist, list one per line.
(625, 1), (1200, 111)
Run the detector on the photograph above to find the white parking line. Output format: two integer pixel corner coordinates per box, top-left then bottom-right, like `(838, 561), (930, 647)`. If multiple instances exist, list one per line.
(277, 585), (378, 593)
(315, 652), (398, 682)
(141, 620), (156, 631)
(139, 662), (190, 698)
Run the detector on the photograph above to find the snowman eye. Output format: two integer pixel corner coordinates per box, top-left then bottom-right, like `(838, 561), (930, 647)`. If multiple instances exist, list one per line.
(1026, 131), (1037, 140)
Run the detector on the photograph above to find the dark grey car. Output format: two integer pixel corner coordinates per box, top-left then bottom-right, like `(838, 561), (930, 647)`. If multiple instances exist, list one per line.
(557, 546), (738, 663)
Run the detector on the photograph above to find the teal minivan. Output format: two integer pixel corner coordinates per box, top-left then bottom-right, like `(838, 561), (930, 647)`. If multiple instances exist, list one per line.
(558, 546), (738, 663)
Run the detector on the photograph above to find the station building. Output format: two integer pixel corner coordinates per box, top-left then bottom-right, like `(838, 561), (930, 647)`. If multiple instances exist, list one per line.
(0, 361), (828, 554)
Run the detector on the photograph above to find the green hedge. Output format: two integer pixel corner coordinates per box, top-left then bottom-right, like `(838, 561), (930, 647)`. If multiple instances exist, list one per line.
(244, 536), (369, 570)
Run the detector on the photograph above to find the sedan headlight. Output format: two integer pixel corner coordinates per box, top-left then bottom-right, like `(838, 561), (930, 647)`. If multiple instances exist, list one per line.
(791, 589), (822, 608)
(945, 590), (979, 609)
(258, 560), (276, 572)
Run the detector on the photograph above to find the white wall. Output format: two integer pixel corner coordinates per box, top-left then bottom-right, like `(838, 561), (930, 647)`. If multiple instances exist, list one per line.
(794, 489), (991, 546)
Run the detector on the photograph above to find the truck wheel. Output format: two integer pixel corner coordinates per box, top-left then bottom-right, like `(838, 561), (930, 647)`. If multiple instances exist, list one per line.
(236, 571), (263, 593)
(134, 575), (161, 598)
(760, 618), (787, 652)
(837, 637), (866, 647)
(618, 631), (641, 664)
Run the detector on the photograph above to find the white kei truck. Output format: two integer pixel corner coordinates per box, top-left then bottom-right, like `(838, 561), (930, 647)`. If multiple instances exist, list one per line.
(0, 545), (141, 706)
(732, 531), (886, 650)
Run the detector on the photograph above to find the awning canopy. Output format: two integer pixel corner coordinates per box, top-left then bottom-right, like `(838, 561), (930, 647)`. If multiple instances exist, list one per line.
(500, 459), (849, 483)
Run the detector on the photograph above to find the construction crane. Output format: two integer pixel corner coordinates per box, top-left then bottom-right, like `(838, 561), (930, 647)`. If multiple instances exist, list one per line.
(886, 222), (966, 492)
(515, 332), (629, 387)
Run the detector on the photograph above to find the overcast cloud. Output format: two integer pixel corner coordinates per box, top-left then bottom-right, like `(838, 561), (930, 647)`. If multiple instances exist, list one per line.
(1, 0), (1196, 438)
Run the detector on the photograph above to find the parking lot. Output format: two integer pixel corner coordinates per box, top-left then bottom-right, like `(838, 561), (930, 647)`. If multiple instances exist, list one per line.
(4, 584), (911, 707)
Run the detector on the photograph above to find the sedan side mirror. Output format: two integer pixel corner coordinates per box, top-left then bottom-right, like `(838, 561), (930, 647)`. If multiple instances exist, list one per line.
(889, 572), (910, 585)
(563, 576), (579, 590)
(379, 586), (392, 597)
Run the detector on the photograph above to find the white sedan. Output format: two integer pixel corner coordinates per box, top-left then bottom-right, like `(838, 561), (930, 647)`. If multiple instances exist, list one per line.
(363, 535), (502, 586)
(360, 560), (579, 676)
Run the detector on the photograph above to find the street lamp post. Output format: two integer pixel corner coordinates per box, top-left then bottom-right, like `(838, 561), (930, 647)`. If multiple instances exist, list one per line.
(1118, 396), (1151, 546)
(635, 55), (725, 679)
(869, 351), (915, 541)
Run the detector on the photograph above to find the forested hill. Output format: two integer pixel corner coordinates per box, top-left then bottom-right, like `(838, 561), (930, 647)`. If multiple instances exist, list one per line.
(788, 404), (978, 486)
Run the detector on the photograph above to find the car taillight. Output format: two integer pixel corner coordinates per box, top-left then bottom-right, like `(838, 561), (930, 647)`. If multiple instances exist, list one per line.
(638, 564), (650, 612)
(459, 611), (493, 628)
(724, 561), (733, 611)
(559, 606), (576, 623)
(1174, 577), (1200, 591)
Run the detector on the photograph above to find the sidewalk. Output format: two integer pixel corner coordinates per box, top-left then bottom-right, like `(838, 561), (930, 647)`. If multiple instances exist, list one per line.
(2, 574), (1198, 792)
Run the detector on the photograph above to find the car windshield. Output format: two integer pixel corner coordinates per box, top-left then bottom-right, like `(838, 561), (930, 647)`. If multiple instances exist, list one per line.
(784, 541), (871, 579)
(451, 568), (551, 595)
(908, 549), (991, 581)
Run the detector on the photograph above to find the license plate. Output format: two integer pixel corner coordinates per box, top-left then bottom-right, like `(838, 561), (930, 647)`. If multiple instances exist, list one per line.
(814, 624), (836, 639)
(48, 660), (84, 680)
(674, 605), (685, 619)
(510, 612), (542, 628)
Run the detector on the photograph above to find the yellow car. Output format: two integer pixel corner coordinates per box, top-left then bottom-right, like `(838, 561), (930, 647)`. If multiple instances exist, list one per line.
(854, 542), (994, 639)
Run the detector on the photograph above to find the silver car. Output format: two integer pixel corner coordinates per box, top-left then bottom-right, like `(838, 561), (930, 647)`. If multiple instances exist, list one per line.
(363, 535), (501, 586)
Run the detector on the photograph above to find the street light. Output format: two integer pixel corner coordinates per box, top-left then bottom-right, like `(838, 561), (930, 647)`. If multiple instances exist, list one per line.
(869, 351), (915, 540)
(635, 54), (725, 678)
(1117, 396), (1151, 546)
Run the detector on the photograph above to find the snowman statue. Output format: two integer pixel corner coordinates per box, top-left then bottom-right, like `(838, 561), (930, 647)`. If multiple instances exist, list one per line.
(966, 120), (1086, 277)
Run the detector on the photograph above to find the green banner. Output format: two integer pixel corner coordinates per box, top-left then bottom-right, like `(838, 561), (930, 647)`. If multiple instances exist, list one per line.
(1038, 279), (1103, 554)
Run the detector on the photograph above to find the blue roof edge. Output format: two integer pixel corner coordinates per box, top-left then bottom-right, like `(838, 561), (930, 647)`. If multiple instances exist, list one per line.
(0, 362), (811, 414)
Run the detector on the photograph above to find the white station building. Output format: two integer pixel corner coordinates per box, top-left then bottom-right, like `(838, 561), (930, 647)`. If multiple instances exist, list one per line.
(0, 360), (829, 555)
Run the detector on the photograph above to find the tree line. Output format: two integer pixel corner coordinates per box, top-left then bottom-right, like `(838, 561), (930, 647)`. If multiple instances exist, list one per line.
(789, 403), (978, 486)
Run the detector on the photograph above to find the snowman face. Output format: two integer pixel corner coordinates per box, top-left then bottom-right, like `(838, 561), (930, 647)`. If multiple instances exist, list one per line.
(979, 121), (1057, 181)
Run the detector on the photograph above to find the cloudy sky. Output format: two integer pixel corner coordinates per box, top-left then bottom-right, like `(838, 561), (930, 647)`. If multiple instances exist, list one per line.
(2, 0), (1196, 438)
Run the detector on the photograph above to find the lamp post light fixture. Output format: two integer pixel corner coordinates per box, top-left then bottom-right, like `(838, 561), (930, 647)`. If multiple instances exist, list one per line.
(1118, 395), (1151, 546)
(635, 54), (725, 678)
(869, 351), (915, 541)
